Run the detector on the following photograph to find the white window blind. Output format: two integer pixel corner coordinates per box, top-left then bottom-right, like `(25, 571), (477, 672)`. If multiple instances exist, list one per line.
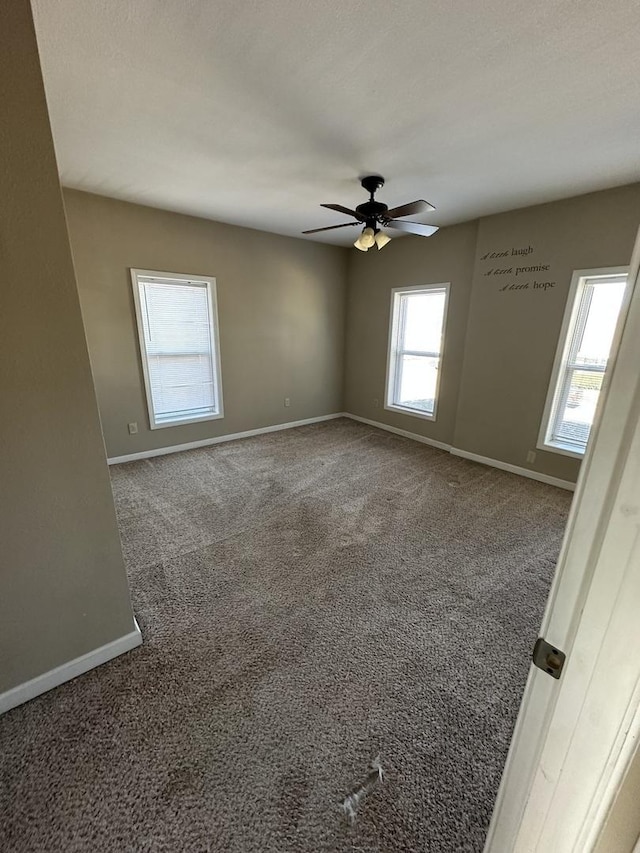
(540, 270), (627, 457)
(131, 270), (223, 429)
(386, 284), (449, 420)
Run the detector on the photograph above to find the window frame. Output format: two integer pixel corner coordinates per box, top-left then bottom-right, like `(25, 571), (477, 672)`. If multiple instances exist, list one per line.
(385, 282), (450, 422)
(130, 268), (224, 430)
(538, 266), (628, 459)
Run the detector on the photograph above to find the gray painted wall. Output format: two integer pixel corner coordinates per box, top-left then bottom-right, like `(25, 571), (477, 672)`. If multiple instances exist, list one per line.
(344, 222), (479, 447)
(65, 179), (639, 483)
(0, 0), (136, 693)
(454, 183), (640, 482)
(345, 183), (640, 482)
(63, 190), (347, 459)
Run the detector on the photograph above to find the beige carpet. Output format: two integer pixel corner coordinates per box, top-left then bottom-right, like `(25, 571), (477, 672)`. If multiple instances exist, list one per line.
(0, 418), (571, 852)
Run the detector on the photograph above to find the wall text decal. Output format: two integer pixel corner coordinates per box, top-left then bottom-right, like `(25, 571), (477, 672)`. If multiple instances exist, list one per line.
(480, 245), (534, 260)
(478, 245), (556, 294)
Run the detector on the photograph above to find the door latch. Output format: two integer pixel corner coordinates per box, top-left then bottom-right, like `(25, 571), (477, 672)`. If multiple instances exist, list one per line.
(532, 637), (566, 680)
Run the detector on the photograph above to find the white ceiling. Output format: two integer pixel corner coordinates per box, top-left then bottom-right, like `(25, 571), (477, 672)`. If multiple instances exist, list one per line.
(32, 0), (640, 245)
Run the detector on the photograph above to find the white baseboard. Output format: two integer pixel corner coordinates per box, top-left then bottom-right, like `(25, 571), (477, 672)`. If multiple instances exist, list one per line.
(0, 618), (142, 715)
(344, 413), (452, 452)
(107, 413), (347, 464)
(342, 413), (575, 491)
(450, 447), (576, 491)
(107, 409), (576, 491)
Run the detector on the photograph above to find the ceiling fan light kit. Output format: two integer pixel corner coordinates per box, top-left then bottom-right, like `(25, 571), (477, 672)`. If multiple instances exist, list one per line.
(353, 226), (393, 252)
(374, 230), (391, 250)
(355, 226), (376, 250)
(303, 175), (439, 252)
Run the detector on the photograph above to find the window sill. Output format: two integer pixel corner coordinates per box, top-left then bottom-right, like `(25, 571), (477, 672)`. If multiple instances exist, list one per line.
(537, 439), (585, 460)
(151, 411), (224, 430)
(384, 403), (436, 422)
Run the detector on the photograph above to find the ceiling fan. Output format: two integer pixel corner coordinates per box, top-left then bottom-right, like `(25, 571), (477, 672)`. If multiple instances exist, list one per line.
(302, 175), (439, 251)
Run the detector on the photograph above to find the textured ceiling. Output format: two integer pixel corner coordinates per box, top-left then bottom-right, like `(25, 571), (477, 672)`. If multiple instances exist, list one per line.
(32, 0), (640, 245)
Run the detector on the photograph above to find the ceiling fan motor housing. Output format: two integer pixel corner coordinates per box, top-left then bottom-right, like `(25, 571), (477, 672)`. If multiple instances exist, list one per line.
(355, 200), (388, 221)
(357, 175), (388, 226)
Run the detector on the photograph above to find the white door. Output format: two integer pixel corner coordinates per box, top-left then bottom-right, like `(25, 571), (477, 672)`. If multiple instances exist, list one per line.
(485, 227), (640, 853)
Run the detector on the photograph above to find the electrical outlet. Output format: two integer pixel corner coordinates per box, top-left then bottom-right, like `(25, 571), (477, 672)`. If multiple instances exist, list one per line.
(373, 398), (380, 408)
(128, 422), (138, 435)
(526, 450), (536, 464)
(284, 397), (291, 408)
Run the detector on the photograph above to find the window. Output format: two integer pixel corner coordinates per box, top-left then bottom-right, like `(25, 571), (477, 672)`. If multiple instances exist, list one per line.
(385, 283), (449, 420)
(539, 268), (628, 458)
(130, 269), (223, 429)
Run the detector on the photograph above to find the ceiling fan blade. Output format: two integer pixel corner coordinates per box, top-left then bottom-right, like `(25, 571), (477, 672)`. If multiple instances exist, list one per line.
(320, 203), (365, 220)
(385, 199), (436, 218)
(386, 220), (439, 237)
(302, 222), (359, 234)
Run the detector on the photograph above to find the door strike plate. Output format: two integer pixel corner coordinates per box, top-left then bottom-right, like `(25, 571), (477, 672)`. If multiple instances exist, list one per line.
(532, 637), (566, 680)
